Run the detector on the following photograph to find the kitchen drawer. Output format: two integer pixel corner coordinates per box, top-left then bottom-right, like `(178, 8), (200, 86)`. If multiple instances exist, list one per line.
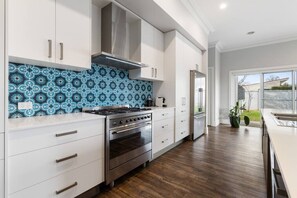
(9, 159), (103, 198)
(175, 116), (189, 142)
(154, 118), (174, 136)
(9, 135), (103, 194)
(153, 130), (174, 154)
(153, 108), (174, 121)
(0, 133), (3, 159)
(175, 127), (189, 142)
(175, 116), (189, 130)
(175, 107), (188, 117)
(9, 119), (104, 156)
(0, 160), (4, 198)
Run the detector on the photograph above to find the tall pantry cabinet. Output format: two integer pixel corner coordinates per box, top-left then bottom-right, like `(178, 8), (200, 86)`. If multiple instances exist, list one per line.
(153, 30), (203, 142)
(0, 0), (6, 197)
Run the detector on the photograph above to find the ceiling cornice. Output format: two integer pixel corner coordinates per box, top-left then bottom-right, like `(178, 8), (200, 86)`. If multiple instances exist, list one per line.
(209, 41), (223, 52)
(221, 35), (297, 53)
(180, 0), (215, 35)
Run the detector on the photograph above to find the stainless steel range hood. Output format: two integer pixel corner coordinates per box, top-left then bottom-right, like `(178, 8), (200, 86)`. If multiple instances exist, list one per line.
(92, 3), (142, 70)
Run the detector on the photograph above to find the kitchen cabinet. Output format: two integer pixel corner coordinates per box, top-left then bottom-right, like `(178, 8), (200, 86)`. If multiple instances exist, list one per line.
(262, 118), (272, 198)
(152, 108), (175, 155)
(8, 0), (91, 71)
(153, 30), (202, 142)
(0, 0), (5, 197)
(129, 20), (164, 81)
(8, 114), (104, 197)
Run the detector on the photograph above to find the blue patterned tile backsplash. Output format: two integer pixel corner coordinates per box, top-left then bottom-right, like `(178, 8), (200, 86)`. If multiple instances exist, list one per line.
(9, 62), (152, 118)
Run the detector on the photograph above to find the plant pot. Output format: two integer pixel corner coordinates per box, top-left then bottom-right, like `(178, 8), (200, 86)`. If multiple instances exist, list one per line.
(229, 116), (240, 128)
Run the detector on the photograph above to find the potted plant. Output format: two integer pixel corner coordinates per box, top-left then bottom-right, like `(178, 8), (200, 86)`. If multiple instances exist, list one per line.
(229, 101), (250, 128)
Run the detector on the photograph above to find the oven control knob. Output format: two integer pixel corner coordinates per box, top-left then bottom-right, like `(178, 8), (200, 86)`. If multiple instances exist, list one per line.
(126, 120), (129, 123)
(144, 116), (147, 119)
(147, 115), (150, 119)
(141, 117), (144, 120)
(130, 119), (132, 122)
(137, 117), (140, 120)
(119, 120), (123, 124)
(134, 118), (137, 121)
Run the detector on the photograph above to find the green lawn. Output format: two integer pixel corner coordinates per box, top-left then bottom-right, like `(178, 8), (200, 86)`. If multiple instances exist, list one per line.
(240, 110), (261, 122)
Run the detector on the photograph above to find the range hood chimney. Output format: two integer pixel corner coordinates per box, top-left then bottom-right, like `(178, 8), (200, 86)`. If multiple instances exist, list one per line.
(92, 3), (142, 70)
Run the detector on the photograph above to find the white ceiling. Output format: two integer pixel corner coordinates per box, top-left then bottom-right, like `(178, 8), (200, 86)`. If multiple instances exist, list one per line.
(190, 0), (297, 52)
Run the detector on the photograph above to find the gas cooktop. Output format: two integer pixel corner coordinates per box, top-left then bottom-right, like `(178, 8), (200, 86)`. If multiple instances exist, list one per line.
(82, 105), (151, 116)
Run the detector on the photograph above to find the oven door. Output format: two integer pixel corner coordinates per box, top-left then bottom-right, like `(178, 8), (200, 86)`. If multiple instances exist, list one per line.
(108, 121), (152, 170)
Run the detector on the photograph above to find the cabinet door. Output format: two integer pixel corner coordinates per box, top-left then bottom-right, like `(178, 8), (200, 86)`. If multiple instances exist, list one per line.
(0, 160), (3, 198)
(0, 0), (4, 133)
(153, 28), (164, 80)
(8, 0), (55, 63)
(55, 0), (91, 69)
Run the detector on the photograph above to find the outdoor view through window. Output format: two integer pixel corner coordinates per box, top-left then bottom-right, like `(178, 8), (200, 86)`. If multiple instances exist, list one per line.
(237, 71), (293, 126)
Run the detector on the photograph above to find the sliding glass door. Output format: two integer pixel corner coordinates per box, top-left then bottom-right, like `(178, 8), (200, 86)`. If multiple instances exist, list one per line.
(262, 71), (293, 110)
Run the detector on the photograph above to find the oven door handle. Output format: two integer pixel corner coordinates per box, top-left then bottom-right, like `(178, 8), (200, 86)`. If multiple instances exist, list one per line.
(111, 122), (151, 134)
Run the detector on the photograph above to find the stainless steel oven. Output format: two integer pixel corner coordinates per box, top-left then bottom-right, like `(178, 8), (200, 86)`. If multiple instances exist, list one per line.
(83, 106), (152, 187)
(105, 112), (152, 186)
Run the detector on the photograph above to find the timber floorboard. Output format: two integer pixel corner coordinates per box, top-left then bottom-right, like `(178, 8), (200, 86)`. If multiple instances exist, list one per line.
(97, 125), (266, 198)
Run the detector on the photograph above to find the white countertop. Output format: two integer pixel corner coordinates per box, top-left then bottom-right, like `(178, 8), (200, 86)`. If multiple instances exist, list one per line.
(8, 113), (105, 132)
(148, 106), (175, 111)
(261, 109), (297, 198)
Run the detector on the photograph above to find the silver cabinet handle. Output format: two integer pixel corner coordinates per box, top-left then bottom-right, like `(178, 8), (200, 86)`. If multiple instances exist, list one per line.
(151, 67), (154, 77)
(161, 138), (169, 143)
(48, 40), (52, 58)
(181, 120), (186, 123)
(60, 42), (64, 60)
(56, 153), (78, 163)
(162, 113), (168, 116)
(56, 130), (77, 137)
(155, 68), (157, 78)
(162, 124), (168, 129)
(56, 182), (78, 195)
(181, 131), (186, 134)
(181, 110), (186, 113)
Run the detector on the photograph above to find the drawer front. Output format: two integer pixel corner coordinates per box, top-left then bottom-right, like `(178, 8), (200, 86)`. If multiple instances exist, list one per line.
(154, 118), (174, 137)
(0, 133), (3, 159)
(9, 159), (104, 198)
(175, 107), (188, 117)
(0, 160), (4, 198)
(153, 108), (174, 121)
(9, 135), (103, 194)
(175, 116), (190, 142)
(153, 130), (174, 154)
(9, 119), (104, 156)
(175, 126), (190, 142)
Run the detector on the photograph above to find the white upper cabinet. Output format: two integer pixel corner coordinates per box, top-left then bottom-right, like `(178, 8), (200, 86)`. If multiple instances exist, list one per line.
(8, 0), (91, 71)
(55, 0), (91, 69)
(129, 20), (164, 81)
(8, 0), (55, 64)
(0, 0), (4, 134)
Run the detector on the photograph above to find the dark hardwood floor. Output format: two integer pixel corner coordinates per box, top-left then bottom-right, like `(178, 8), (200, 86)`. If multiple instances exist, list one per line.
(97, 125), (266, 198)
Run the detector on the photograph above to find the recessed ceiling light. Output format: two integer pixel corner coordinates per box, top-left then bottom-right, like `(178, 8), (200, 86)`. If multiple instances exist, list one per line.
(220, 3), (227, 10)
(247, 31), (255, 35)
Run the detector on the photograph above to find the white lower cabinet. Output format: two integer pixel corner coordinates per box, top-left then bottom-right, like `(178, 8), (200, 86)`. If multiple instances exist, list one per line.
(9, 160), (103, 198)
(8, 114), (105, 198)
(152, 108), (175, 154)
(175, 115), (190, 142)
(9, 135), (103, 194)
(0, 160), (4, 198)
(0, 134), (4, 160)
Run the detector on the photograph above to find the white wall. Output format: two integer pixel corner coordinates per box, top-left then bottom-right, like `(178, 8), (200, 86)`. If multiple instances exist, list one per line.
(208, 46), (220, 126)
(220, 40), (297, 122)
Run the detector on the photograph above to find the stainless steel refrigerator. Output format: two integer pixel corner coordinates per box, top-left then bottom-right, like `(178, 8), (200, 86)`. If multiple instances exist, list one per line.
(190, 70), (206, 140)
